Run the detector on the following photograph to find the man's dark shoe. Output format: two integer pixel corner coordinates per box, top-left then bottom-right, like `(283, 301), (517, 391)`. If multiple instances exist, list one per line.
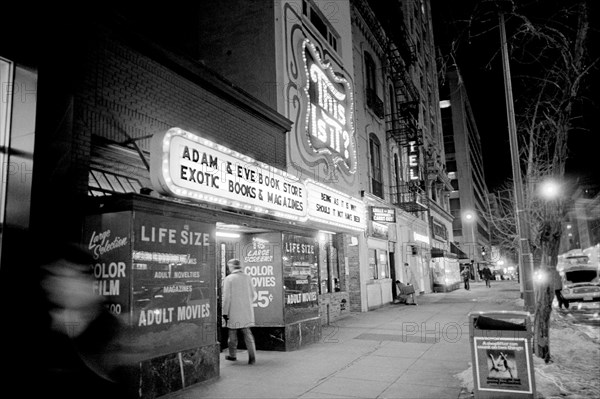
(248, 358), (255, 365)
(225, 356), (237, 361)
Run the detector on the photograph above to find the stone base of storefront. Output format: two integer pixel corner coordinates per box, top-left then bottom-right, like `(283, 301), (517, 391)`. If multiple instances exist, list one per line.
(126, 343), (220, 398)
(251, 318), (322, 351)
(433, 282), (461, 292)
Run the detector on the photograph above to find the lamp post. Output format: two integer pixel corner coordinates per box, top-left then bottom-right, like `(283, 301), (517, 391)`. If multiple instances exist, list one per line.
(463, 210), (476, 247)
(539, 179), (561, 201)
(498, 8), (535, 312)
(463, 210), (479, 281)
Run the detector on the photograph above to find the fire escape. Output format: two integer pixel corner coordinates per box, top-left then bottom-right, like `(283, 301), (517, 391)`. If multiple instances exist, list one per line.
(379, 10), (427, 213)
(353, 0), (427, 213)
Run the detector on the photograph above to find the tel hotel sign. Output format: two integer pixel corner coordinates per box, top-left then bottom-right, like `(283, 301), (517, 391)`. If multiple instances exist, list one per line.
(151, 128), (307, 221)
(305, 179), (365, 231)
(370, 206), (396, 223)
(302, 38), (357, 176)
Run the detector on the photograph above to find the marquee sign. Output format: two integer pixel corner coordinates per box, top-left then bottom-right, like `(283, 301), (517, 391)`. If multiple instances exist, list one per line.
(150, 128), (308, 221)
(302, 39), (357, 175)
(305, 179), (365, 231)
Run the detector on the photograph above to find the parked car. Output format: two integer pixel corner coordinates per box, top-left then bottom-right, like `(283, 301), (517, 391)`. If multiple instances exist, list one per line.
(558, 248), (600, 304)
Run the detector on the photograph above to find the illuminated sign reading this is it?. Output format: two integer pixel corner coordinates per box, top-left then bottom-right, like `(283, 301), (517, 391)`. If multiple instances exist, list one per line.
(302, 39), (356, 175)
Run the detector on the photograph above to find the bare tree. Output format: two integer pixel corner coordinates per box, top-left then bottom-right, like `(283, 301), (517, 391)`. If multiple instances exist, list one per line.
(508, 0), (594, 362)
(437, 0), (597, 362)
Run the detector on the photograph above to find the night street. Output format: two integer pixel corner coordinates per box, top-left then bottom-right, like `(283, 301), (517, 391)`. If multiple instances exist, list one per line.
(1, 1), (598, 398)
(165, 281), (600, 399)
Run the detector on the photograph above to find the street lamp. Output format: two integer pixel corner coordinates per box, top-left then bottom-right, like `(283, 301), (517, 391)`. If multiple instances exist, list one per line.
(462, 210), (477, 247)
(498, 7), (535, 312)
(539, 179), (562, 200)
(462, 210), (479, 280)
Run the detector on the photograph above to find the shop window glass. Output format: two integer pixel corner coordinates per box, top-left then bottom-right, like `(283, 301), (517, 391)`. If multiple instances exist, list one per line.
(0, 61), (36, 229)
(368, 249), (377, 279)
(0, 58), (12, 227)
(379, 250), (389, 279)
(368, 249), (389, 280)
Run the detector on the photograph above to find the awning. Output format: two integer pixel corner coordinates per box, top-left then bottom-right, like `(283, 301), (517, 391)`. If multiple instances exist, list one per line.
(450, 242), (469, 260)
(431, 247), (458, 259)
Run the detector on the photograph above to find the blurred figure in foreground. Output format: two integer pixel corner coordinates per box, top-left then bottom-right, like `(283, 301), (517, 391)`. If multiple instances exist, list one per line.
(0, 226), (135, 398)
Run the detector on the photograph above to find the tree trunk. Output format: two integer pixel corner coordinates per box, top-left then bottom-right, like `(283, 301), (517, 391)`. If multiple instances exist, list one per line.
(533, 221), (561, 362)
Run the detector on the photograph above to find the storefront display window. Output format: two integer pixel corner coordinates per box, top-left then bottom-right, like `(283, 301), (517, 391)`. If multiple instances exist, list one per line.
(283, 234), (319, 324)
(368, 248), (389, 280)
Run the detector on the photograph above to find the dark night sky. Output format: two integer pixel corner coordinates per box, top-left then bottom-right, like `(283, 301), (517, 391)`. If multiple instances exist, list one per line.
(431, 0), (600, 193)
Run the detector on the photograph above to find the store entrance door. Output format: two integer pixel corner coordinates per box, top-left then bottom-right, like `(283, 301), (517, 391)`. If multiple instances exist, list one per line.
(217, 240), (236, 350)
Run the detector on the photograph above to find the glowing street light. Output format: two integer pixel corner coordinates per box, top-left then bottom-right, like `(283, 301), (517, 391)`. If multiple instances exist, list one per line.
(539, 179), (561, 200)
(462, 210), (477, 262)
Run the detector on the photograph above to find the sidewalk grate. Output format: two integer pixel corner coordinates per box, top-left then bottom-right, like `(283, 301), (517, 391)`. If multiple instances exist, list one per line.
(354, 332), (438, 344)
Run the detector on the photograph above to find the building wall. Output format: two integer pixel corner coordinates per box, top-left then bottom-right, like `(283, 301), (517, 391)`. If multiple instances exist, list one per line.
(77, 33), (288, 178)
(196, 0), (278, 109)
(444, 68), (491, 263)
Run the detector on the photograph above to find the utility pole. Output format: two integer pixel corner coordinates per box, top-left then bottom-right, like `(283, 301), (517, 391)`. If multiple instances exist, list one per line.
(498, 10), (535, 312)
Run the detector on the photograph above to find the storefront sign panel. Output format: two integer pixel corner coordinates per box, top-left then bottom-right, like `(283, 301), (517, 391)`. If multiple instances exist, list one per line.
(242, 232), (284, 326)
(474, 337), (533, 394)
(151, 128), (307, 221)
(282, 234), (319, 324)
(370, 206), (396, 223)
(305, 179), (365, 231)
(131, 212), (216, 357)
(84, 212), (132, 321)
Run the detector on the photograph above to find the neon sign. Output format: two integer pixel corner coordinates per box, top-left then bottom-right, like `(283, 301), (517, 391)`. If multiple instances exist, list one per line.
(302, 39), (356, 174)
(408, 140), (420, 181)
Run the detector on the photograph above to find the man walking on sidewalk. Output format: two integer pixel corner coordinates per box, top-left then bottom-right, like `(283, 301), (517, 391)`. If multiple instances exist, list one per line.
(461, 267), (470, 290)
(222, 259), (257, 364)
(482, 265), (493, 288)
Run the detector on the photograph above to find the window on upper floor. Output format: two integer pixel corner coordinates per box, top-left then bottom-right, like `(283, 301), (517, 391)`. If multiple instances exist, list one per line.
(365, 52), (376, 93)
(303, 0), (340, 53)
(369, 134), (383, 198)
(446, 160), (457, 172)
(364, 52), (384, 118)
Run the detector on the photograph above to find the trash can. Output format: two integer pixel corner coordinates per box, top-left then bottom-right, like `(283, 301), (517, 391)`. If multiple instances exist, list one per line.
(468, 311), (536, 398)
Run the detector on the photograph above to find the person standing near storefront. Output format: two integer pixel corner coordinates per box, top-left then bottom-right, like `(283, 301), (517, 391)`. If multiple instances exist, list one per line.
(222, 259), (257, 364)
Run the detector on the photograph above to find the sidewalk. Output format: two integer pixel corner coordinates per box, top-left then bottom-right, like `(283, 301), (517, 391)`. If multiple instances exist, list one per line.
(164, 280), (523, 399)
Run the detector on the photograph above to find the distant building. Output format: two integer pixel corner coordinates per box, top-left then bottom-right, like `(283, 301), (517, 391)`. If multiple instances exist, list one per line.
(561, 185), (600, 252)
(440, 67), (492, 274)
